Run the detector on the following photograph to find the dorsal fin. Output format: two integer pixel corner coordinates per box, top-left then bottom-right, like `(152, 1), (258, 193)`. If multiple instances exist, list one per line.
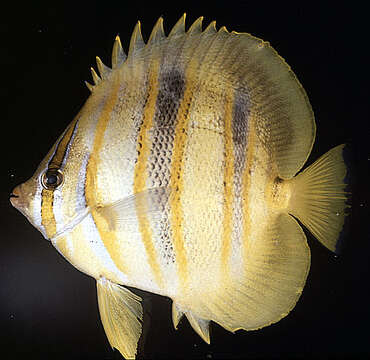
(187, 16), (203, 35)
(147, 17), (165, 45)
(90, 67), (101, 85)
(96, 56), (111, 79)
(168, 13), (186, 38)
(128, 21), (145, 56)
(112, 35), (126, 68)
(218, 25), (228, 34)
(85, 80), (94, 92)
(203, 20), (217, 34)
(84, 16), (235, 94)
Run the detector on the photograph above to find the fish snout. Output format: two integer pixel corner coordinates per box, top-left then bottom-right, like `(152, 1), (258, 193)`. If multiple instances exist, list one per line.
(10, 184), (27, 212)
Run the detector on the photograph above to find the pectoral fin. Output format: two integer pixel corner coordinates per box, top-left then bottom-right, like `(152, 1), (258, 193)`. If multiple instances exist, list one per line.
(95, 187), (170, 233)
(97, 278), (143, 360)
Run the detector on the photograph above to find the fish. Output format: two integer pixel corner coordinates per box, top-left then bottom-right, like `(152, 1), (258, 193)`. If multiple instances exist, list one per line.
(10, 14), (349, 359)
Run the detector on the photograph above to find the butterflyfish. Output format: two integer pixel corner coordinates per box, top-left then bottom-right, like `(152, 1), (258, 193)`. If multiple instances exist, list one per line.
(10, 14), (349, 359)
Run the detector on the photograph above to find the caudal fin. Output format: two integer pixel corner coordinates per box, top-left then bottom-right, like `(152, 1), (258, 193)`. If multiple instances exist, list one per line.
(287, 144), (350, 253)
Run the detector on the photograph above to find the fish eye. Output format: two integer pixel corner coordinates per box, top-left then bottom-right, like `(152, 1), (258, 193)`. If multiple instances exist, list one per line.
(41, 168), (64, 190)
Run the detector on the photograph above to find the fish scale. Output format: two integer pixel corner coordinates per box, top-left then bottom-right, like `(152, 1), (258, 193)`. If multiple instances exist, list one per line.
(10, 14), (349, 359)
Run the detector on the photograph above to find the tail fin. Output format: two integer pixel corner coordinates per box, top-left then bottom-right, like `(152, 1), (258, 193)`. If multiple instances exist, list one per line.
(287, 144), (350, 253)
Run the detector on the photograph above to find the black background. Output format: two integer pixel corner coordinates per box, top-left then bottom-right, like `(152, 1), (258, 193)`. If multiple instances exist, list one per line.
(1, 1), (369, 359)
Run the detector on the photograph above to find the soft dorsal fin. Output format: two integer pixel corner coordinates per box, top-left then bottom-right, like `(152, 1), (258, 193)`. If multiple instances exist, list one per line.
(84, 14), (315, 175)
(112, 35), (126, 68)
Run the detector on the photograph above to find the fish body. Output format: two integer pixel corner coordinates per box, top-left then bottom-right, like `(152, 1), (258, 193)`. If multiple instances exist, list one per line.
(11, 15), (349, 359)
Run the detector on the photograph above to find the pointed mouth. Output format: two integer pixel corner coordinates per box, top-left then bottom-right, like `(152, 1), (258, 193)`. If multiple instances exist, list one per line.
(10, 192), (19, 199)
(10, 188), (21, 208)
(9, 185), (31, 221)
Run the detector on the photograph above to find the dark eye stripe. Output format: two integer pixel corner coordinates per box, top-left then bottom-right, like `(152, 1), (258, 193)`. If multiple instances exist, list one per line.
(40, 115), (80, 239)
(48, 115), (80, 170)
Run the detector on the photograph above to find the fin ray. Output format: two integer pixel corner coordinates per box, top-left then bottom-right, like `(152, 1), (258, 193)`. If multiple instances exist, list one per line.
(85, 81), (94, 92)
(128, 21), (145, 56)
(172, 301), (184, 330)
(96, 56), (111, 79)
(112, 35), (126, 68)
(185, 312), (210, 344)
(148, 17), (165, 44)
(168, 14), (186, 38)
(97, 278), (143, 359)
(96, 187), (170, 234)
(187, 16), (203, 35)
(287, 144), (349, 252)
(204, 20), (217, 34)
(90, 67), (101, 85)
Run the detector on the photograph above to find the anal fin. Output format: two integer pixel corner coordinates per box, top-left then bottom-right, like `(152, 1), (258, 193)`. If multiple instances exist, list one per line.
(185, 311), (210, 344)
(172, 301), (210, 343)
(97, 278), (143, 359)
(172, 301), (184, 330)
(185, 213), (310, 337)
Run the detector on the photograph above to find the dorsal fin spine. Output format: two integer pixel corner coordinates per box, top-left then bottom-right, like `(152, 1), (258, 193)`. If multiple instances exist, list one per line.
(128, 21), (145, 57)
(90, 67), (101, 85)
(218, 26), (228, 34)
(85, 81), (94, 92)
(204, 20), (217, 34)
(96, 56), (111, 79)
(85, 16), (227, 92)
(168, 13), (186, 38)
(112, 35), (126, 68)
(187, 16), (203, 35)
(147, 17), (165, 45)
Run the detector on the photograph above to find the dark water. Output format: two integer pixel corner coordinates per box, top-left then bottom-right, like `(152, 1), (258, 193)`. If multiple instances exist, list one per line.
(1, 1), (369, 359)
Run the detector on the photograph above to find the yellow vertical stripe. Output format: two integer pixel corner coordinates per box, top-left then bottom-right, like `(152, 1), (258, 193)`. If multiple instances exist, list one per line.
(41, 115), (80, 239)
(85, 77), (129, 275)
(221, 88), (235, 271)
(133, 59), (164, 289)
(242, 116), (255, 263)
(168, 66), (196, 290)
(41, 189), (57, 238)
(54, 236), (70, 258)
